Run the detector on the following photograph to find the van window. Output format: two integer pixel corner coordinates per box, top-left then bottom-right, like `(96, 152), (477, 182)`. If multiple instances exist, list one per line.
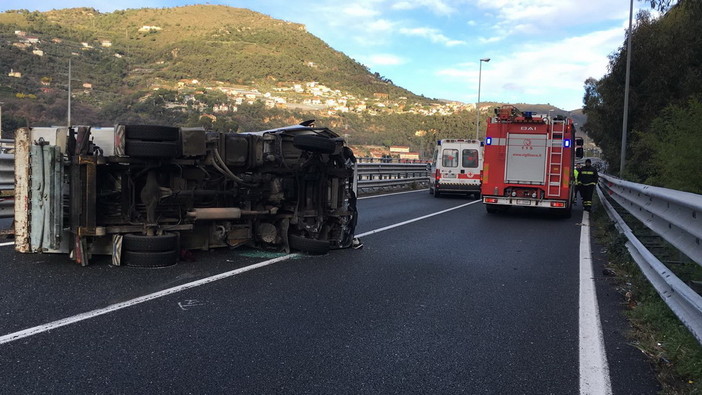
(462, 149), (478, 168)
(442, 149), (458, 167)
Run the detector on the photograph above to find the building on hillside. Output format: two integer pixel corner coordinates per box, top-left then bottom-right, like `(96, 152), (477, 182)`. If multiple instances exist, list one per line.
(139, 26), (162, 32)
(399, 152), (420, 161)
(390, 146), (410, 154)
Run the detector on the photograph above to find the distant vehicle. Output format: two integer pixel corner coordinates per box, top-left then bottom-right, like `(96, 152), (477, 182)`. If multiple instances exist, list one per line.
(481, 105), (583, 217)
(429, 139), (483, 198)
(14, 121), (358, 267)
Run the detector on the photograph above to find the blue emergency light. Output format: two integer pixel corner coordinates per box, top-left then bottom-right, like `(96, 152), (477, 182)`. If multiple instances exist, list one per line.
(564, 139), (571, 148)
(485, 137), (492, 145)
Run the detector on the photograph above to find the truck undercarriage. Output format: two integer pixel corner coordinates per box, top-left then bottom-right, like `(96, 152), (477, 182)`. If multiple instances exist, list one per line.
(15, 121), (358, 267)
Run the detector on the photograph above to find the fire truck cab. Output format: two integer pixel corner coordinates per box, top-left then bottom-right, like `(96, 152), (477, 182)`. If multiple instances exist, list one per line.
(481, 105), (582, 217)
(429, 139), (482, 198)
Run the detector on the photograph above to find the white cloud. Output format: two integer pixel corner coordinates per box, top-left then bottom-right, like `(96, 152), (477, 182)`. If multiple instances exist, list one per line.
(342, 4), (380, 17)
(399, 27), (466, 46)
(391, 0), (456, 15)
(436, 24), (626, 109)
(367, 19), (397, 32)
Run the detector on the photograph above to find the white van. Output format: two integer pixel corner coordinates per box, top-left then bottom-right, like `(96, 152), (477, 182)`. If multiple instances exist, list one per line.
(429, 139), (483, 198)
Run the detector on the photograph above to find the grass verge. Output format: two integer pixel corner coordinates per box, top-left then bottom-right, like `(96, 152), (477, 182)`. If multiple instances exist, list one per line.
(591, 194), (702, 394)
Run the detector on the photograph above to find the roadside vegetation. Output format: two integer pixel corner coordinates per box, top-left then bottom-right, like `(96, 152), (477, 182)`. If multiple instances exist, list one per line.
(592, 197), (702, 394)
(583, 1), (702, 391)
(582, 0), (702, 192)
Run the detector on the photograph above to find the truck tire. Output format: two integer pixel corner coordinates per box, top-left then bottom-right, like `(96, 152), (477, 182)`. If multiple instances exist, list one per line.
(486, 204), (498, 214)
(126, 140), (179, 158)
(292, 134), (337, 154)
(123, 249), (178, 268)
(434, 189), (441, 198)
(125, 125), (179, 141)
(289, 234), (330, 255)
(123, 233), (178, 252)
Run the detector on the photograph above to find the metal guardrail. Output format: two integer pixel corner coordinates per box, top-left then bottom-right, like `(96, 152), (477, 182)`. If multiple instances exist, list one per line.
(356, 162), (429, 189)
(598, 174), (702, 344)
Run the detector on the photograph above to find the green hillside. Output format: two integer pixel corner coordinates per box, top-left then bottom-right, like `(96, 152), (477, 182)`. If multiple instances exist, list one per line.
(0, 5), (574, 154)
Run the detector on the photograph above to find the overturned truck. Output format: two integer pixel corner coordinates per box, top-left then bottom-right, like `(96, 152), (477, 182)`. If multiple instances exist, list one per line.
(14, 121), (358, 267)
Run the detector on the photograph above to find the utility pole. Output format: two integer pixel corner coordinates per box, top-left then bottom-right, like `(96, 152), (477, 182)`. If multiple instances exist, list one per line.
(476, 58), (490, 140)
(68, 58), (72, 127)
(620, 0), (634, 176)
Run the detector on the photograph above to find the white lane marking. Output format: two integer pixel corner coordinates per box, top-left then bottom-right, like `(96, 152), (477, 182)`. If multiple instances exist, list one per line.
(0, 254), (296, 345)
(0, 200), (478, 345)
(356, 200), (480, 238)
(579, 211), (613, 394)
(358, 189), (428, 200)
(0, 241), (14, 247)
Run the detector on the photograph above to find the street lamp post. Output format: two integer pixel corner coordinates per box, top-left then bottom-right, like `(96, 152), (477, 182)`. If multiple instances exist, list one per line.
(620, 0), (634, 176)
(476, 58), (490, 140)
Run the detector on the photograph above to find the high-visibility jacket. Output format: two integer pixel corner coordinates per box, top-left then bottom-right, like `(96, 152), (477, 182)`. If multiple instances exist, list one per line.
(574, 168), (580, 185)
(577, 165), (598, 186)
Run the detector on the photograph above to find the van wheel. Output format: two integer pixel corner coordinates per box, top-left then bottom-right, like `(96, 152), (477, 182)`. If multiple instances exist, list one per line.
(289, 234), (330, 255)
(123, 249), (178, 268)
(123, 233), (178, 252)
(122, 233), (179, 268)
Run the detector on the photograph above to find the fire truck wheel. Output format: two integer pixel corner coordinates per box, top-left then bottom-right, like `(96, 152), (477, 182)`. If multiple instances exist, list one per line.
(123, 233), (178, 252)
(434, 189), (441, 198)
(289, 234), (330, 255)
(486, 205), (498, 214)
(124, 125), (180, 141)
(123, 249), (178, 268)
(552, 207), (572, 219)
(126, 140), (179, 158)
(292, 134), (337, 154)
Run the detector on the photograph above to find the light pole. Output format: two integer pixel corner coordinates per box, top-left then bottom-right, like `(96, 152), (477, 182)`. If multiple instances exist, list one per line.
(476, 58), (490, 140)
(620, 0), (633, 176)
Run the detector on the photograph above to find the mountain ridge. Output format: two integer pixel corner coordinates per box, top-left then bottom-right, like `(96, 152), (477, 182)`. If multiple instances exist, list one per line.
(0, 5), (582, 154)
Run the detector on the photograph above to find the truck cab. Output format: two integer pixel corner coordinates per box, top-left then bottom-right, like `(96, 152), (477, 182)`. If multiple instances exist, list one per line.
(429, 139), (483, 198)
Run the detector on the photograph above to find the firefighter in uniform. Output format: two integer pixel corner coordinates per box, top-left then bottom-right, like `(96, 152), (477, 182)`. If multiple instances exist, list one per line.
(577, 159), (598, 211)
(573, 164), (581, 205)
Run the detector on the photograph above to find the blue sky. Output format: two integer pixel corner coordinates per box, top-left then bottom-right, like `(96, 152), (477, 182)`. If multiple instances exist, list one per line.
(1, 0), (654, 110)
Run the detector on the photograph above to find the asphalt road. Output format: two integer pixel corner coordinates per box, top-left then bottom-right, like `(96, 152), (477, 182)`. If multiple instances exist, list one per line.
(0, 190), (659, 393)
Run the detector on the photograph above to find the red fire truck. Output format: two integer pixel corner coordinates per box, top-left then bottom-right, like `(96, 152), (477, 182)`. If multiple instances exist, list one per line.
(481, 105), (583, 217)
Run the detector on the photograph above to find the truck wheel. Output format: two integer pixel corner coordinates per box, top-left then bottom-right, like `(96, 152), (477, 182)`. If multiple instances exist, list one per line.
(289, 234), (330, 255)
(123, 233), (178, 252)
(123, 249), (178, 268)
(292, 134), (337, 154)
(434, 189), (441, 198)
(486, 205), (498, 214)
(125, 125), (180, 141)
(126, 140), (179, 158)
